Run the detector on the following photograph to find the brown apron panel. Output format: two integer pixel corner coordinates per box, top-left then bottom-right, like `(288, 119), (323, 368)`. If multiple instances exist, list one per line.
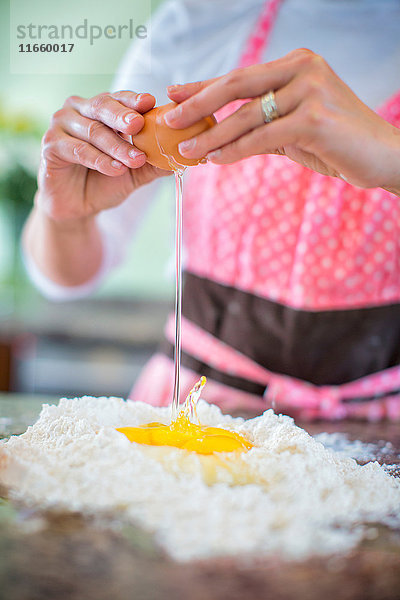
(181, 272), (400, 386)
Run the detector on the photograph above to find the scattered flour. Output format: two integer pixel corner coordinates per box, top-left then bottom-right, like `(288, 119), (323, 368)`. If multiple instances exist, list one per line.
(1, 396), (400, 562)
(314, 432), (396, 462)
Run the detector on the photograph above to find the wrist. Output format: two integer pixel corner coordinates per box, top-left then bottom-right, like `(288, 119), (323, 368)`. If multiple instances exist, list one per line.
(34, 191), (97, 233)
(381, 126), (400, 198)
(24, 194), (103, 288)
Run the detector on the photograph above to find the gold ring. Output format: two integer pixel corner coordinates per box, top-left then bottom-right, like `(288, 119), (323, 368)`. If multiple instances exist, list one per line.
(260, 90), (280, 123)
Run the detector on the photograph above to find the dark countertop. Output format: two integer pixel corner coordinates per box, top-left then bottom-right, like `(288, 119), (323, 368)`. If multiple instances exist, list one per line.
(1, 394), (400, 600)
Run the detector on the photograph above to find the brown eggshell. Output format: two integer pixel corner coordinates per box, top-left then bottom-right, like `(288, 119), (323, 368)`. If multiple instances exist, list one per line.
(132, 102), (216, 171)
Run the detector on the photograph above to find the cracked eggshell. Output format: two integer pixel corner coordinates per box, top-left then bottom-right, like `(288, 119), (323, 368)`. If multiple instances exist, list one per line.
(132, 102), (216, 171)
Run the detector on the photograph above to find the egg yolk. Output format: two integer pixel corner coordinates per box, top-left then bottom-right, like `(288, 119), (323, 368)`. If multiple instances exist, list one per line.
(117, 416), (252, 455)
(116, 377), (252, 455)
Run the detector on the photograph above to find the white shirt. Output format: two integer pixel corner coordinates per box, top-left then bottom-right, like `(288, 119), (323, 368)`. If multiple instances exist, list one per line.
(25, 0), (400, 299)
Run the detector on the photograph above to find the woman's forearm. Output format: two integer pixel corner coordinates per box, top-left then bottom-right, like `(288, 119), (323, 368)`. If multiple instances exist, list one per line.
(23, 194), (103, 288)
(383, 184), (400, 199)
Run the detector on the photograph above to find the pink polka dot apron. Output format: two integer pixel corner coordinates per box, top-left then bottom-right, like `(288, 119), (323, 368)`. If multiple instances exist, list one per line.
(131, 0), (400, 421)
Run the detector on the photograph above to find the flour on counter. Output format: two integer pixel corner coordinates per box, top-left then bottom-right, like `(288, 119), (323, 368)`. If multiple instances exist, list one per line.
(1, 396), (400, 562)
(313, 432), (396, 462)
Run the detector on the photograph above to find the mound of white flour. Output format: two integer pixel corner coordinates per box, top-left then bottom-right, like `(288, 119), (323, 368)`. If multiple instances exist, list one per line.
(1, 396), (400, 562)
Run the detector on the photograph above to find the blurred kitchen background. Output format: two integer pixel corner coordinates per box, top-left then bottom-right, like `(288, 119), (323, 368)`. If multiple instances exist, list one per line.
(0, 0), (175, 400)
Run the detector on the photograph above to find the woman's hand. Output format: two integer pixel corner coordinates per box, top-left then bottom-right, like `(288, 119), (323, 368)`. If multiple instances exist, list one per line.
(165, 49), (400, 195)
(24, 91), (172, 288)
(37, 90), (171, 224)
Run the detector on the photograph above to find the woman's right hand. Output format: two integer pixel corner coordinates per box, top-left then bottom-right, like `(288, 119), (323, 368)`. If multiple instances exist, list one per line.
(37, 90), (171, 224)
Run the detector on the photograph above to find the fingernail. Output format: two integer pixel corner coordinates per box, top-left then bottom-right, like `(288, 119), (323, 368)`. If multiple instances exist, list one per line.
(112, 160), (124, 169)
(129, 148), (145, 159)
(124, 112), (139, 124)
(207, 149), (221, 160)
(167, 84), (183, 93)
(135, 93), (151, 103)
(179, 138), (196, 154)
(164, 105), (182, 125)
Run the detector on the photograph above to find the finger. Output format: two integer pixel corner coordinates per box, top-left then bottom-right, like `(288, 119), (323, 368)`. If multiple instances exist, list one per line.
(164, 63), (292, 129)
(43, 130), (128, 176)
(58, 108), (146, 168)
(167, 78), (218, 103)
(164, 49), (317, 129)
(205, 112), (302, 165)
(65, 93), (145, 136)
(110, 90), (156, 113)
(166, 49), (309, 104)
(178, 78), (302, 159)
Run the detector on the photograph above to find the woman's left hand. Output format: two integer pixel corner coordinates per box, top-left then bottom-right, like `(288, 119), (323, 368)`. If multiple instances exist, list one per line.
(165, 49), (400, 195)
